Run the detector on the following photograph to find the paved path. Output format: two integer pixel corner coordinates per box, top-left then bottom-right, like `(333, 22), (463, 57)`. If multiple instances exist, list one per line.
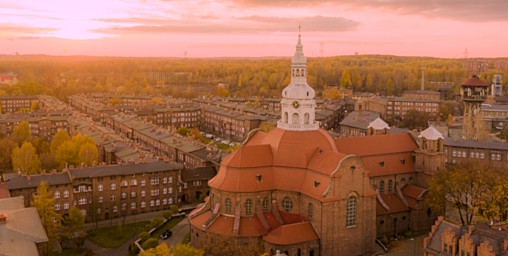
(160, 217), (189, 248)
(385, 234), (425, 256)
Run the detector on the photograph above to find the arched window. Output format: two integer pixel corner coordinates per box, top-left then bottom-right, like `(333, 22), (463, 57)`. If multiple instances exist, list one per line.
(388, 180), (393, 192)
(296, 69), (300, 76)
(262, 198), (269, 212)
(292, 113), (299, 125)
(130, 179), (137, 186)
(346, 196), (356, 227)
(284, 112), (288, 123)
(282, 197), (292, 212)
(304, 113), (310, 124)
(379, 180), (384, 193)
(245, 199), (252, 215)
(225, 198), (231, 214)
(121, 180), (128, 187)
(308, 203), (313, 219)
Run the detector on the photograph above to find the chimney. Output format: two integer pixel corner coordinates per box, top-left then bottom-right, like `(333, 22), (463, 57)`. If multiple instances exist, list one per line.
(0, 213), (7, 224)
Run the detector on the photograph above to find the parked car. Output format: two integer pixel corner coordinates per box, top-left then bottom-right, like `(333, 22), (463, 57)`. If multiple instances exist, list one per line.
(160, 229), (172, 240)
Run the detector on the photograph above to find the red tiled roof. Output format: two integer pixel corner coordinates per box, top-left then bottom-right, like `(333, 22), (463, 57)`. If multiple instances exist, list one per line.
(334, 133), (418, 157)
(361, 153), (415, 177)
(461, 75), (489, 87)
(263, 222), (318, 245)
(208, 128), (350, 201)
(376, 194), (409, 215)
(402, 184), (427, 200)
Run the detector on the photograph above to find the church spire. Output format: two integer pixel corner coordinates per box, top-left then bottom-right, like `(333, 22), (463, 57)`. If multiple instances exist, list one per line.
(277, 27), (319, 131)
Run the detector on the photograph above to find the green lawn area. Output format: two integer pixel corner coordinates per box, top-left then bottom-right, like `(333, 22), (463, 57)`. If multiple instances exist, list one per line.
(50, 248), (98, 256)
(87, 221), (149, 248)
(151, 216), (184, 239)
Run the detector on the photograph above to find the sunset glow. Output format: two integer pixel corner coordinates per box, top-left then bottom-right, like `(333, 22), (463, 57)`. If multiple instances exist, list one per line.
(1, 0), (508, 57)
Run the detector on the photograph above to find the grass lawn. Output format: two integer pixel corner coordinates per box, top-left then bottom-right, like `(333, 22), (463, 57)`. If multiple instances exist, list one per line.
(87, 221), (149, 248)
(50, 248), (98, 256)
(151, 216), (184, 239)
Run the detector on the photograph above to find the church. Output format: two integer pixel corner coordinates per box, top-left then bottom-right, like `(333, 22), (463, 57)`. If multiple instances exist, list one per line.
(189, 32), (442, 256)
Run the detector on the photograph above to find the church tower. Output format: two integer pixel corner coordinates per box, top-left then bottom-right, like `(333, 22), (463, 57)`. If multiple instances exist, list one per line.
(415, 126), (445, 187)
(277, 28), (320, 131)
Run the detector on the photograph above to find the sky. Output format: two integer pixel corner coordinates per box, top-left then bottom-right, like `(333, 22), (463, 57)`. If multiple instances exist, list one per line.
(1, 0), (508, 58)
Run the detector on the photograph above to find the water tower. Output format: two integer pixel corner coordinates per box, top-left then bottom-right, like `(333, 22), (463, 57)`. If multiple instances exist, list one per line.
(460, 74), (489, 140)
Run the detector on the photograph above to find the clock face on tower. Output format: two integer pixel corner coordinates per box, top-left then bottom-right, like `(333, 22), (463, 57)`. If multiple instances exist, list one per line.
(292, 101), (300, 108)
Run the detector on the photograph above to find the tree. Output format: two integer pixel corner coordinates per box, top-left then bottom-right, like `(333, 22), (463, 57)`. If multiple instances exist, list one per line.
(12, 142), (41, 174)
(30, 100), (40, 111)
(50, 129), (70, 154)
(401, 109), (430, 130)
(12, 121), (31, 146)
(170, 243), (204, 256)
(108, 97), (121, 106)
(0, 138), (16, 172)
(140, 243), (205, 256)
(63, 206), (85, 246)
(32, 182), (62, 253)
(188, 128), (204, 142)
(77, 141), (98, 167)
(141, 238), (159, 250)
(427, 161), (508, 225)
(340, 69), (351, 88)
(177, 126), (188, 136)
(151, 97), (163, 105)
(55, 140), (77, 169)
(150, 216), (164, 229)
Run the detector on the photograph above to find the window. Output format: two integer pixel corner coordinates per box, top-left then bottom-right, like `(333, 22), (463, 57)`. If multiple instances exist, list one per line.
(99, 196), (103, 203)
(111, 184), (116, 190)
(163, 188), (167, 194)
(150, 200), (155, 207)
(55, 203), (60, 210)
(346, 196), (356, 227)
(54, 191), (60, 198)
(308, 203), (313, 219)
(141, 190), (146, 197)
(379, 180), (385, 193)
(262, 198), (269, 212)
(141, 201), (146, 208)
(63, 190), (69, 198)
(111, 195), (116, 201)
(168, 198), (173, 204)
(64, 203), (69, 209)
(444, 243), (448, 253)
(379, 161), (385, 167)
(388, 180), (393, 193)
(131, 191), (136, 198)
(121, 180), (128, 187)
(282, 197), (293, 212)
(150, 177), (159, 185)
(168, 177), (173, 183)
(113, 206), (118, 213)
(245, 199), (252, 215)
(130, 180), (137, 186)
(121, 203), (126, 210)
(121, 192), (127, 199)
(168, 187), (173, 194)
(163, 198), (167, 205)
(98, 184), (103, 192)
(156, 199), (160, 206)
(79, 197), (87, 205)
(141, 179), (146, 186)
(225, 198), (232, 213)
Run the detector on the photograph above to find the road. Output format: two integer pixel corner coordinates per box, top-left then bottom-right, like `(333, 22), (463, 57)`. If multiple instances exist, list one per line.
(160, 217), (189, 248)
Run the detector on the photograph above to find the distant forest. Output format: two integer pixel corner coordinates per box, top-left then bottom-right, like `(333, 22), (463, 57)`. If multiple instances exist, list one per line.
(1, 54), (507, 100)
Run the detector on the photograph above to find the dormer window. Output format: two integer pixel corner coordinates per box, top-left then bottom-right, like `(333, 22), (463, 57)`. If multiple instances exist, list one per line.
(379, 161), (384, 167)
(256, 174), (262, 183)
(400, 159), (405, 165)
(350, 166), (355, 172)
(314, 181), (320, 188)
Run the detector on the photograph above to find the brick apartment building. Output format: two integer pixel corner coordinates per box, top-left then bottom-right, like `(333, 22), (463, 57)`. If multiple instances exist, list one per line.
(443, 138), (508, 168)
(6, 162), (215, 222)
(0, 96), (39, 113)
